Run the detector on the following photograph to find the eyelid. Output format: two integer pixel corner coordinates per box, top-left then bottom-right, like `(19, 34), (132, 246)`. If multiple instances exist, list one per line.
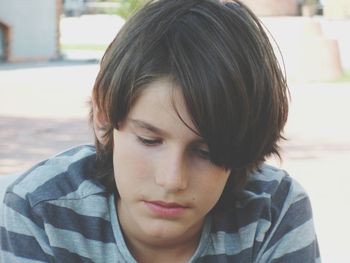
(193, 146), (210, 160)
(137, 136), (162, 146)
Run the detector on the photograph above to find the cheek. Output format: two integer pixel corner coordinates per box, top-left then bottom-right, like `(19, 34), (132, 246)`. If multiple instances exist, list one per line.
(113, 134), (152, 188)
(193, 169), (230, 210)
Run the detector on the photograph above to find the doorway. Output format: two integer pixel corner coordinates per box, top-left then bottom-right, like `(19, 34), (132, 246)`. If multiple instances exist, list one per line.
(0, 22), (9, 61)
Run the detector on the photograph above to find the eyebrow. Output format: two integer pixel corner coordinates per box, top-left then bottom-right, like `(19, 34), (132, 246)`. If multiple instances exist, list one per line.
(129, 119), (169, 137)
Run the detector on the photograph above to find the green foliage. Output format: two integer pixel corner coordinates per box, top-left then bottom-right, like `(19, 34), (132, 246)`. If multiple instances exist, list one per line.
(303, 0), (318, 5)
(335, 70), (350, 83)
(114, 0), (147, 19)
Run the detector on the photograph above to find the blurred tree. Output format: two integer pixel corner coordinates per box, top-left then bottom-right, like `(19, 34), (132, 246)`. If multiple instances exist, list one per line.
(114, 0), (146, 19)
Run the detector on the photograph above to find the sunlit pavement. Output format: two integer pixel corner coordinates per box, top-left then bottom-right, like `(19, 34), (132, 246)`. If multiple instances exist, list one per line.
(1, 14), (350, 262)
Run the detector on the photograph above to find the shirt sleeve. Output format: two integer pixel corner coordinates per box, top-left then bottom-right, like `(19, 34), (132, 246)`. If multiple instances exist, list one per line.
(0, 190), (54, 262)
(256, 176), (321, 263)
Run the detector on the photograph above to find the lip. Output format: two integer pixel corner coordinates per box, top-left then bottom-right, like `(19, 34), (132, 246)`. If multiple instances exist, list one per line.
(144, 200), (187, 218)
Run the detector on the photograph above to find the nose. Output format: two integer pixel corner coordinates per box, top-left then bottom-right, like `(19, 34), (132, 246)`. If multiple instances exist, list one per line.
(155, 150), (189, 192)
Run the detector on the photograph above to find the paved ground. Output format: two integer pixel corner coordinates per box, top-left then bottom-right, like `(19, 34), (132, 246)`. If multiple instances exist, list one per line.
(1, 14), (350, 262)
(0, 61), (97, 175)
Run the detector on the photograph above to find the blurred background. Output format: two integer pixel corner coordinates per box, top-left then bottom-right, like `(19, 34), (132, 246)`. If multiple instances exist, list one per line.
(1, 0), (350, 261)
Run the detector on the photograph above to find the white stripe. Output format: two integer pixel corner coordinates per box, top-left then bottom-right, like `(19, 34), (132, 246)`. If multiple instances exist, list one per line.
(47, 194), (110, 221)
(108, 195), (138, 263)
(207, 219), (271, 255)
(287, 177), (310, 204)
(0, 204), (54, 257)
(45, 224), (117, 262)
(59, 179), (104, 200)
(12, 146), (95, 199)
(258, 219), (316, 261)
(0, 250), (46, 263)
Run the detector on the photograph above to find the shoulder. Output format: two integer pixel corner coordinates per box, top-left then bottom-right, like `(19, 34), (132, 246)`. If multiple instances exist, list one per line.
(1, 145), (117, 262)
(5, 145), (105, 207)
(243, 163), (307, 212)
(206, 164), (319, 262)
(213, 164), (308, 230)
(244, 164), (313, 231)
(236, 163), (313, 234)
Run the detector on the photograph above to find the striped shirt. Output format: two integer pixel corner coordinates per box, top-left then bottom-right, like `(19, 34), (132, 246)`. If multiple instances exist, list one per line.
(0, 145), (320, 262)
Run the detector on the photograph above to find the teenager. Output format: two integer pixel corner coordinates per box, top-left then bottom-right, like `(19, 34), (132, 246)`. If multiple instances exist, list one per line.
(1, 0), (320, 262)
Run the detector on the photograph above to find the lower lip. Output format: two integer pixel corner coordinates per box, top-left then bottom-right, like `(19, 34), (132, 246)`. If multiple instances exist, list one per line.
(144, 202), (186, 218)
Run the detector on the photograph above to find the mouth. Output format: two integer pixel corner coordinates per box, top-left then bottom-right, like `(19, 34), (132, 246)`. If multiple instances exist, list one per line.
(144, 200), (188, 218)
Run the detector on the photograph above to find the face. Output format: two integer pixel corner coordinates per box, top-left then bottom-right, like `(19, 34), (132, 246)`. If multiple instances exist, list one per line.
(113, 77), (230, 248)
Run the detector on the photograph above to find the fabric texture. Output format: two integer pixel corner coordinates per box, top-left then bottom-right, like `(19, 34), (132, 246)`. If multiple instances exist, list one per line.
(0, 145), (321, 262)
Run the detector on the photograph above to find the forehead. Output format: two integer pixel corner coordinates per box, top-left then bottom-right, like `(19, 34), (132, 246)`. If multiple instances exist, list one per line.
(126, 77), (200, 137)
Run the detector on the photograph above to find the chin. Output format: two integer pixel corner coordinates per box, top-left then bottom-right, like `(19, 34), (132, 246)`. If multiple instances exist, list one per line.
(142, 219), (186, 240)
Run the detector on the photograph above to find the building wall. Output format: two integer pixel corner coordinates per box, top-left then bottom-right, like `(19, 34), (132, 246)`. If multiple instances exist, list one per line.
(241, 0), (299, 16)
(324, 0), (350, 18)
(0, 0), (59, 62)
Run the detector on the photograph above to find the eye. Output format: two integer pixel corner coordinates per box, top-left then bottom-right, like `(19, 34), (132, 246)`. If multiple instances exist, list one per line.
(137, 136), (162, 146)
(194, 147), (210, 160)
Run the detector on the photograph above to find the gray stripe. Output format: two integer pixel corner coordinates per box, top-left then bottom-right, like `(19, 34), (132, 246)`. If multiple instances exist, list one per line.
(207, 219), (271, 255)
(37, 201), (114, 243)
(45, 224), (117, 262)
(266, 196), (313, 251)
(12, 146), (95, 200)
(270, 239), (320, 263)
(0, 227), (54, 262)
(237, 192), (271, 208)
(49, 191), (110, 220)
(1, 204), (53, 256)
(258, 219), (316, 262)
(59, 179), (104, 200)
(0, 250), (46, 263)
(109, 195), (137, 263)
(250, 164), (286, 182)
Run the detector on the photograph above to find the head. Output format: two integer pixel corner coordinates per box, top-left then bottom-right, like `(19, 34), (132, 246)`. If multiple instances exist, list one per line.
(91, 0), (288, 209)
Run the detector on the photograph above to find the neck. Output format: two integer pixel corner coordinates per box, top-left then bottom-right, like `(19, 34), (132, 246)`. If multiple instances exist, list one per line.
(127, 235), (200, 263)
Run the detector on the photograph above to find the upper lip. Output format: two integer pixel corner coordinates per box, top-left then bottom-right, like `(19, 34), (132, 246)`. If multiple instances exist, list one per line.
(146, 200), (188, 208)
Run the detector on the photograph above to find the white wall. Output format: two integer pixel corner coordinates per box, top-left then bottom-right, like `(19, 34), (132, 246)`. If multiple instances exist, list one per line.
(0, 0), (58, 61)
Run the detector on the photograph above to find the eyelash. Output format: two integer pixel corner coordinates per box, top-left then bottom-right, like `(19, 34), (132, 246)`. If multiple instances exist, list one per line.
(137, 136), (162, 146)
(194, 148), (210, 160)
(137, 136), (210, 160)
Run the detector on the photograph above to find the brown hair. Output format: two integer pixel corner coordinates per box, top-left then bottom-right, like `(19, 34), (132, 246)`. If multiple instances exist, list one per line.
(90, 0), (289, 208)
